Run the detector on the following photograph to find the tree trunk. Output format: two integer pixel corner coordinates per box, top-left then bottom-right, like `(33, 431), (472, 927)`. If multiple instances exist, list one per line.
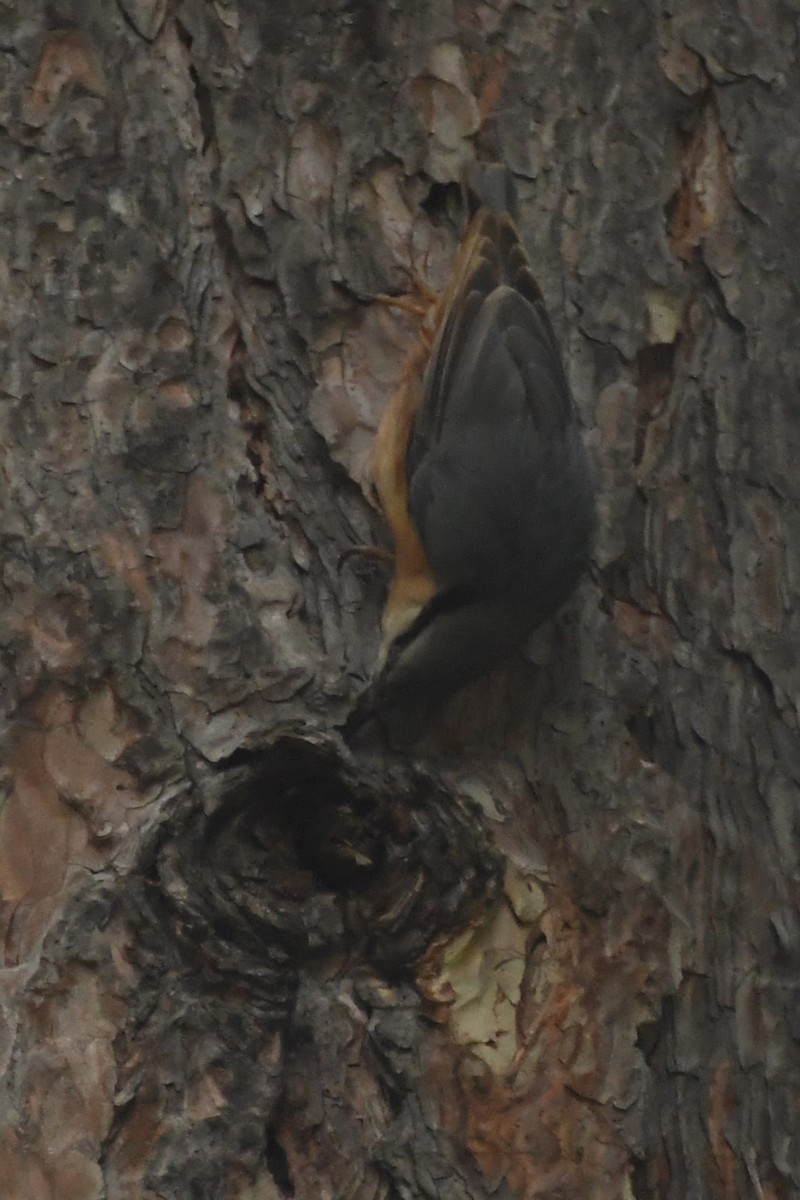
(2, 2), (798, 1198)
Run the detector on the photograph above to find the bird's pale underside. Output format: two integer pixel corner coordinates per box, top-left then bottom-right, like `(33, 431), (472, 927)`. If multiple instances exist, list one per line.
(345, 165), (594, 738)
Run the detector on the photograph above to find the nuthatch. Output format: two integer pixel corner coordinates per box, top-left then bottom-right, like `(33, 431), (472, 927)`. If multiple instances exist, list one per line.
(345, 165), (594, 736)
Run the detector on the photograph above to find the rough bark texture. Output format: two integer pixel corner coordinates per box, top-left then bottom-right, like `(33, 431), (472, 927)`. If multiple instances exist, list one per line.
(1, 1), (799, 1198)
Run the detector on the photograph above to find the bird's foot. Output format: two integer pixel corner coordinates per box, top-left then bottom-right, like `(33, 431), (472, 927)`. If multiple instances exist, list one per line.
(338, 544), (394, 571)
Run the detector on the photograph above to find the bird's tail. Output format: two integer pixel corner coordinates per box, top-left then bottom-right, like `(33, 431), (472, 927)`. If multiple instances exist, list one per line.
(462, 162), (518, 221)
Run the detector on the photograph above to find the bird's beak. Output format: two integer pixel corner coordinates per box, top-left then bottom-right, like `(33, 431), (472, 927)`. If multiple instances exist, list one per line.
(340, 681), (383, 743)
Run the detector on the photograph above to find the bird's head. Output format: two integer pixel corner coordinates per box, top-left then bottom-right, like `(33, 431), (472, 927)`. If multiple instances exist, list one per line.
(343, 587), (533, 741)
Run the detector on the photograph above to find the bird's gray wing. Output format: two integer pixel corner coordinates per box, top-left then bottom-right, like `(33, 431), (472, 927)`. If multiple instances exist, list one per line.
(407, 223), (592, 606)
(408, 210), (572, 468)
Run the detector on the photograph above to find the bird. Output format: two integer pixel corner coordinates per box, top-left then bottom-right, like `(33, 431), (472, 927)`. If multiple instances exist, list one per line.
(344, 164), (594, 738)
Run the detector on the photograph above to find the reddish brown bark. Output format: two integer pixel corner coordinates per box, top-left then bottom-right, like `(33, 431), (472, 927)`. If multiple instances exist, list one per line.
(1, 2), (799, 1198)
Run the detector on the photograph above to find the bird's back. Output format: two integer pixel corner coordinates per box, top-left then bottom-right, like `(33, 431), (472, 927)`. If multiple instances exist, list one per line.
(406, 175), (593, 618)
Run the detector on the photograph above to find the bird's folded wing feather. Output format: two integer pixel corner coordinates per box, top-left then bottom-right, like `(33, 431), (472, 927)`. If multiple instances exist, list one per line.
(407, 208), (586, 596)
(408, 211), (572, 482)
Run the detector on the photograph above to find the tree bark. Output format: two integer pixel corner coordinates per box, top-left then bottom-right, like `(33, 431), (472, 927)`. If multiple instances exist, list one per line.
(2, 2), (799, 1198)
